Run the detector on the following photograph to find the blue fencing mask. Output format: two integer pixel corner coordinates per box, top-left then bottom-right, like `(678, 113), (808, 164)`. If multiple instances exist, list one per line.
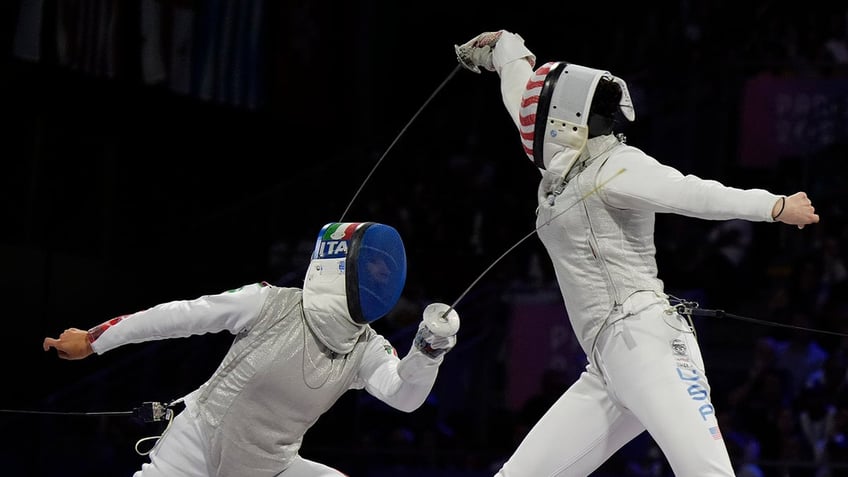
(307, 222), (407, 324)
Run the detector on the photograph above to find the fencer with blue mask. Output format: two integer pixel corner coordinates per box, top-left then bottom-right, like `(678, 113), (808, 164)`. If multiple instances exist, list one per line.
(455, 30), (819, 477)
(43, 221), (460, 477)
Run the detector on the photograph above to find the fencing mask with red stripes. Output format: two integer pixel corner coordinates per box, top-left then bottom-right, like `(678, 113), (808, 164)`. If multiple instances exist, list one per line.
(518, 61), (635, 178)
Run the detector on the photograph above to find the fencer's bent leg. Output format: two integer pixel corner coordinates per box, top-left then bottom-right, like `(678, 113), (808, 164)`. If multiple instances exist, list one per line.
(277, 456), (348, 477)
(495, 365), (646, 476)
(134, 411), (209, 477)
(599, 307), (736, 476)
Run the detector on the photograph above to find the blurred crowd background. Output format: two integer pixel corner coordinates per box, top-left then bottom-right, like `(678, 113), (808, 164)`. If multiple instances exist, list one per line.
(2, 1), (848, 476)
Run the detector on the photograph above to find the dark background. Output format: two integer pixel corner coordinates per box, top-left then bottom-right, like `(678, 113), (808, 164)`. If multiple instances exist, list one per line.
(2, 1), (848, 476)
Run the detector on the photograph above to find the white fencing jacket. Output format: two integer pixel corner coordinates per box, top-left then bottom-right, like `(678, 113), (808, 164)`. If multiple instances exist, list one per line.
(89, 282), (442, 476)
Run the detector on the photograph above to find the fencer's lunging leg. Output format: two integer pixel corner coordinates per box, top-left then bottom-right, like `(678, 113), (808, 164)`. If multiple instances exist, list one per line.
(495, 366), (645, 476)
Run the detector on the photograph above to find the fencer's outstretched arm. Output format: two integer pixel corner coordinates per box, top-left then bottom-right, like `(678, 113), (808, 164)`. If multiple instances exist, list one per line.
(358, 304), (459, 412)
(43, 283), (269, 360)
(594, 151), (820, 226)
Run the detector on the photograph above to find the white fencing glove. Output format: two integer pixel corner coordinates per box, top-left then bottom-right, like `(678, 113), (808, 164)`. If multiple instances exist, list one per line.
(454, 30), (504, 73)
(413, 303), (460, 359)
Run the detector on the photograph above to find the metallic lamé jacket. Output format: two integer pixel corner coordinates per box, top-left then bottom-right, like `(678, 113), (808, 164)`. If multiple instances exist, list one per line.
(184, 286), (373, 476)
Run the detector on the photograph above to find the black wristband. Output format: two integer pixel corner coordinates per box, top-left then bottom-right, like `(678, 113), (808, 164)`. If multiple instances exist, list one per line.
(772, 196), (786, 220)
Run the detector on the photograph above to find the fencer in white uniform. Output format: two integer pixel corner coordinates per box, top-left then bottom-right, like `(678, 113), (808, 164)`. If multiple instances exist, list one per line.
(43, 221), (460, 477)
(455, 30), (820, 476)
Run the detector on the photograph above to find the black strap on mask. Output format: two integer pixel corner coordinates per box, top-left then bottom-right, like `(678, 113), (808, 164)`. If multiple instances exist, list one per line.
(345, 222), (373, 324)
(532, 62), (567, 170)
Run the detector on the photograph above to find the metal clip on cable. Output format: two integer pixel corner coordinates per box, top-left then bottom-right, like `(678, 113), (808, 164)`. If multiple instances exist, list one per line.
(134, 402), (170, 423)
(668, 296), (697, 317)
(668, 295), (725, 319)
(133, 399), (185, 423)
(133, 399), (183, 456)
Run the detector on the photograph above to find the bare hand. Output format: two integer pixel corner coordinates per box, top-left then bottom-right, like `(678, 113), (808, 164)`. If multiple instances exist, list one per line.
(43, 328), (94, 360)
(773, 192), (819, 229)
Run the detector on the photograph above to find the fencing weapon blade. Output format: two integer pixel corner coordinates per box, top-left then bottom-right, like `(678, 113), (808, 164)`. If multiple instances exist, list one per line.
(340, 63), (464, 222)
(440, 168), (627, 318)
